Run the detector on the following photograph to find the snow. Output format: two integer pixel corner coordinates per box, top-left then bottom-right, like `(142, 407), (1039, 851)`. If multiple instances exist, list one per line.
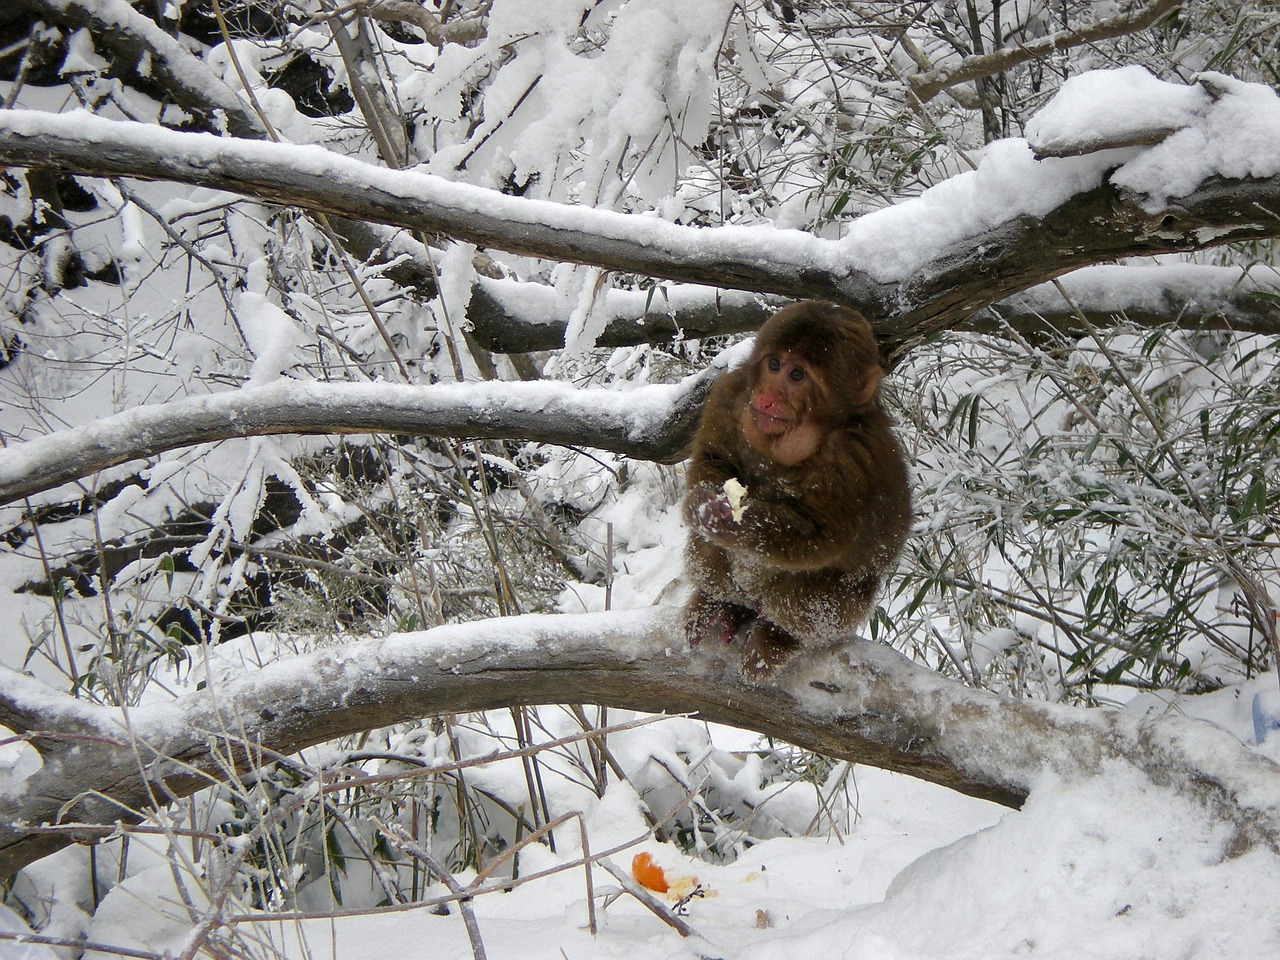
(1113, 72), (1280, 205)
(0, 725), (42, 798)
(1027, 66), (1280, 207)
(1024, 65), (1210, 156)
(5, 8), (1280, 959)
(0, 902), (60, 960)
(46, 760), (1280, 960)
(838, 139), (1125, 281)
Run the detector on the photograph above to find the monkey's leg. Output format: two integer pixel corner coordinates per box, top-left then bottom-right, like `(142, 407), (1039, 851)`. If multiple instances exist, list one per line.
(686, 591), (757, 646)
(684, 536), (757, 646)
(740, 620), (803, 679)
(758, 570), (881, 643)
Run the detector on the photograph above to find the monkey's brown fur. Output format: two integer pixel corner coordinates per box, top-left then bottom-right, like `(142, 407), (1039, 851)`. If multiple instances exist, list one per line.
(683, 301), (911, 677)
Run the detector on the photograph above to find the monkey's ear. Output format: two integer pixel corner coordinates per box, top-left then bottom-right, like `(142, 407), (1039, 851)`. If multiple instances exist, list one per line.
(855, 365), (883, 406)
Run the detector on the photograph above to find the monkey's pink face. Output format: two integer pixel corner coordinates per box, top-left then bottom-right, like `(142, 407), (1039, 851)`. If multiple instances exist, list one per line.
(740, 350), (830, 467)
(748, 350), (821, 436)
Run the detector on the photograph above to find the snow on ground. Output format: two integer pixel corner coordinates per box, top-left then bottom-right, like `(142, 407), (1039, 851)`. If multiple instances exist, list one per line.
(60, 747), (1280, 960)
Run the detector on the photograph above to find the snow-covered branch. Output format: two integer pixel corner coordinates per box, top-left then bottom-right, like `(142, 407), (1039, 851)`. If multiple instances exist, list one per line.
(471, 266), (1280, 353)
(4, 608), (1279, 881)
(17, 0), (267, 139)
(983, 264), (1280, 337)
(2, 74), (1279, 348)
(0, 110), (886, 308)
(0, 374), (714, 506)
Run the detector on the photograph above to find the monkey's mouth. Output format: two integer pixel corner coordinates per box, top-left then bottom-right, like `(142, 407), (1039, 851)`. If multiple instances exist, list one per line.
(750, 407), (793, 434)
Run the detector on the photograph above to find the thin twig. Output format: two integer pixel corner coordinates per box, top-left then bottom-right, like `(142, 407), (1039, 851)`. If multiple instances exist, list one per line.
(375, 818), (489, 960)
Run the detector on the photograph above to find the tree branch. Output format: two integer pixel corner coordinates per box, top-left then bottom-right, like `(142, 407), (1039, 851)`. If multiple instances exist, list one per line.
(981, 263), (1280, 337)
(467, 278), (790, 353)
(16, 0), (268, 139)
(362, 0), (488, 48)
(469, 266), (1280, 353)
(0, 373), (716, 506)
(3, 608), (1279, 881)
(0, 111), (890, 309)
(907, 0), (1179, 104)
(1, 110), (1278, 354)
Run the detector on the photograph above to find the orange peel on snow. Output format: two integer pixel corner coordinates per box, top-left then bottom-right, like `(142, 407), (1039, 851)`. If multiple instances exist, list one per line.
(630, 852), (669, 893)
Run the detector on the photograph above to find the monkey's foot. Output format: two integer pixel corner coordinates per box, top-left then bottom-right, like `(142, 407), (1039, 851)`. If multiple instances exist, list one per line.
(740, 620), (802, 680)
(686, 600), (756, 647)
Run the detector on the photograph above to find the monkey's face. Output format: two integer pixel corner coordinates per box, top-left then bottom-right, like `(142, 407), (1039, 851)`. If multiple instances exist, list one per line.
(748, 349), (817, 434)
(741, 349), (828, 465)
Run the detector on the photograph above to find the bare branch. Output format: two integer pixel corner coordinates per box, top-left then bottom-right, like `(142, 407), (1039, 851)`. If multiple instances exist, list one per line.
(0, 373), (716, 505)
(4, 609), (1279, 881)
(907, 0), (1180, 104)
(361, 0), (488, 47)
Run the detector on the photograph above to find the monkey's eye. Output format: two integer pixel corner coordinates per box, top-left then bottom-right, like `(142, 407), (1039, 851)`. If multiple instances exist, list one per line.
(789, 367), (806, 383)
(767, 356), (782, 372)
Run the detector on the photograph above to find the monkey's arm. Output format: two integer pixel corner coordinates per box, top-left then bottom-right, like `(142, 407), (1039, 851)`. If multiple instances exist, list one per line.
(695, 445), (909, 572)
(693, 482), (865, 571)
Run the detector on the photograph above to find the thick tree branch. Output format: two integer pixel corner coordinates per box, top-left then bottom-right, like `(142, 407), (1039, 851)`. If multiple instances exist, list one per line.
(4, 608), (1279, 881)
(0, 373), (715, 506)
(470, 267), (1280, 353)
(0, 111), (890, 309)
(1, 110), (1278, 354)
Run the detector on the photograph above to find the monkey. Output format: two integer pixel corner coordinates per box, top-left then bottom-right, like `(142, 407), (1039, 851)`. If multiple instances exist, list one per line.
(682, 300), (911, 678)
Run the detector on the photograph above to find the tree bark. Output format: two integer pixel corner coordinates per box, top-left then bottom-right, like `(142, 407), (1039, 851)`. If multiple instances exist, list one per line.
(3, 608), (1279, 882)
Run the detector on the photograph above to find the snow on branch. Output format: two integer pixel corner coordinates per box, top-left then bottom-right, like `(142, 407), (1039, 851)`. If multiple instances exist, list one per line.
(0, 373), (715, 506)
(4, 608), (1280, 881)
(1, 72), (1279, 347)
(17, 0), (267, 139)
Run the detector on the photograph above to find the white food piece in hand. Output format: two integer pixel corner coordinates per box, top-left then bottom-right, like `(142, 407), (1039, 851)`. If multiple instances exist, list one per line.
(723, 478), (748, 522)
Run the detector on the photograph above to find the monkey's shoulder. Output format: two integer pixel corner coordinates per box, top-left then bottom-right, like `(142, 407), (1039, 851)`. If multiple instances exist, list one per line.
(704, 366), (750, 411)
(829, 414), (908, 472)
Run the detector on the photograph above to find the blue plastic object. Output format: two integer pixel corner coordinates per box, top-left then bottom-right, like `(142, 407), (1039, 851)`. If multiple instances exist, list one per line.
(1252, 691), (1280, 745)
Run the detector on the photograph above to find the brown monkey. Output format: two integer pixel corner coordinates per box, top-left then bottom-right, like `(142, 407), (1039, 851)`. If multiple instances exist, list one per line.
(683, 301), (911, 677)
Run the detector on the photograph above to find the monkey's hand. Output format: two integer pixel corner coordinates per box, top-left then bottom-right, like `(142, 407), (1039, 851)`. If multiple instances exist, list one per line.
(694, 495), (738, 534)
